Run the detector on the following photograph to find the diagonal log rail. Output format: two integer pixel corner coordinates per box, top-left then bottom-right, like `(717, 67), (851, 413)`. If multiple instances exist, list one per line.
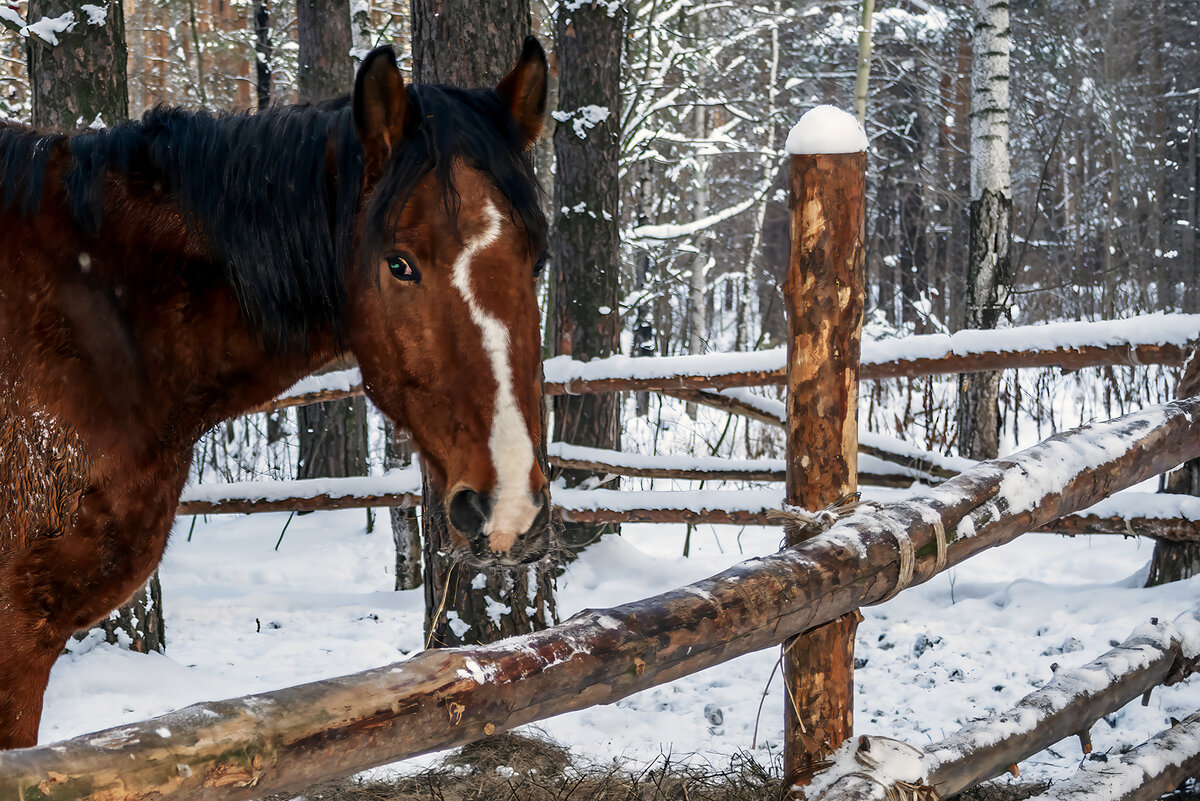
(1026, 709), (1200, 801)
(9, 397), (1200, 801)
(804, 605), (1200, 800)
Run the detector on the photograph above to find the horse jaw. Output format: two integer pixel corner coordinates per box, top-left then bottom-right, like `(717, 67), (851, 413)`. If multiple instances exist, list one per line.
(449, 200), (542, 554)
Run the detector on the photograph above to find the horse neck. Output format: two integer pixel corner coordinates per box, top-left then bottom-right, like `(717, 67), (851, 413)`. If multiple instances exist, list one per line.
(0, 160), (339, 471)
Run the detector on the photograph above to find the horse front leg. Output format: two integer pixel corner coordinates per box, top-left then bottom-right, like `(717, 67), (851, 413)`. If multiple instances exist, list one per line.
(0, 496), (174, 749)
(0, 615), (68, 749)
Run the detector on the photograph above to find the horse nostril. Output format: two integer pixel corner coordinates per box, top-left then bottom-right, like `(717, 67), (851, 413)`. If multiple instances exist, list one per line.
(448, 488), (491, 540)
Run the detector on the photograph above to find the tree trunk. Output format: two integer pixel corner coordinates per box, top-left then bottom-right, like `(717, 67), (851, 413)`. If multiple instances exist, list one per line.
(384, 423), (421, 590)
(28, 0), (163, 654)
(957, 0), (1012, 460)
(411, 0), (558, 649)
(254, 0), (271, 110)
(297, 0), (352, 104)
(549, 0), (625, 555)
(90, 575), (166, 654)
(27, 0), (127, 128)
(852, 0), (876, 125)
(1148, 350), (1200, 585)
(295, 0), (369, 526)
(411, 0), (528, 87)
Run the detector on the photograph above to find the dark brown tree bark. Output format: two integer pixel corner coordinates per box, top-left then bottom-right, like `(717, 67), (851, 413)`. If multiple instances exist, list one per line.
(27, 0), (164, 654)
(549, 0), (625, 555)
(27, 0), (127, 128)
(295, 0), (368, 521)
(410, 0), (558, 649)
(384, 423), (421, 590)
(296, 399), (369, 480)
(411, 0), (529, 87)
(297, 0), (352, 104)
(1148, 350), (1200, 585)
(254, 0), (272, 110)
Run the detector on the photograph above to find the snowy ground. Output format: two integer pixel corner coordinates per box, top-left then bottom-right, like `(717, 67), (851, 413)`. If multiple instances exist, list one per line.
(39, 504), (1200, 790)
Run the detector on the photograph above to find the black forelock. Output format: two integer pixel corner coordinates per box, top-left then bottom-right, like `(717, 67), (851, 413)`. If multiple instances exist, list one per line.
(0, 84), (545, 356)
(361, 82), (548, 270)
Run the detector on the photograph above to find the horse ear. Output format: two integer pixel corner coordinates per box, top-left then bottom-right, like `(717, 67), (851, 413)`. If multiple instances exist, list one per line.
(354, 46), (408, 170)
(496, 36), (549, 149)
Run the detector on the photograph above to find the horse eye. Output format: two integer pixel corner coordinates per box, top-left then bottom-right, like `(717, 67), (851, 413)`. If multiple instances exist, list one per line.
(534, 255), (547, 277)
(387, 255), (420, 283)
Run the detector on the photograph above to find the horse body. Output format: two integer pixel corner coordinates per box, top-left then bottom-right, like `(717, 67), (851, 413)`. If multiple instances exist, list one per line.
(0, 38), (551, 748)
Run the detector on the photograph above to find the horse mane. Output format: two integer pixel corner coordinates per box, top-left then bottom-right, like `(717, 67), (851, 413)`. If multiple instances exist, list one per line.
(0, 84), (546, 355)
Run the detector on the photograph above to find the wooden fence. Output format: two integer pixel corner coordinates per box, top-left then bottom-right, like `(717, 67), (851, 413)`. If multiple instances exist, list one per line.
(2, 396), (1199, 799)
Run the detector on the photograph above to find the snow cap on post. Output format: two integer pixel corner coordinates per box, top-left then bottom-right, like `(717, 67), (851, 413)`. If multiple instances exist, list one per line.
(785, 105), (868, 155)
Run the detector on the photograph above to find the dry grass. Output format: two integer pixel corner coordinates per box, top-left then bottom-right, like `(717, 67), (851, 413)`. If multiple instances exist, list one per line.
(264, 732), (1161, 801)
(266, 732), (782, 801)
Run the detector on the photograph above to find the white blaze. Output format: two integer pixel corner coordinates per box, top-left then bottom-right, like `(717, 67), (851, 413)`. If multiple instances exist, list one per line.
(450, 201), (539, 551)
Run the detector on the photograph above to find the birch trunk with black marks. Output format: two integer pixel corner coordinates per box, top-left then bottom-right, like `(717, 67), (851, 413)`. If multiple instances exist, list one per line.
(549, 0), (625, 555)
(28, 0), (164, 654)
(957, 0), (1012, 460)
(411, 0), (559, 649)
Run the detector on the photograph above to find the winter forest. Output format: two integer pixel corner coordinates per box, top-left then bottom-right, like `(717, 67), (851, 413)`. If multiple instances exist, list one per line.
(1, 0), (1200, 797)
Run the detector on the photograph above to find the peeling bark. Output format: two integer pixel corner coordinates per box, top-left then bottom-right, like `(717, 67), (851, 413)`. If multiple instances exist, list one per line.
(783, 151), (867, 791)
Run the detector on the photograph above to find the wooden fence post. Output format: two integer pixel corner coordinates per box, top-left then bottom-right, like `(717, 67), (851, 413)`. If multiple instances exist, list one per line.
(782, 106), (868, 793)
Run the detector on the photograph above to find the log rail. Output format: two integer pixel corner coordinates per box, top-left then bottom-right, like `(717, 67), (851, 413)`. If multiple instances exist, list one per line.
(5, 397), (1200, 801)
(250, 328), (1197, 413)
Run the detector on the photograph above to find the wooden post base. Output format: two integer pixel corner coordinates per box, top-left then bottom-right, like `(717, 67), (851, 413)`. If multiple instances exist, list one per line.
(783, 610), (863, 794)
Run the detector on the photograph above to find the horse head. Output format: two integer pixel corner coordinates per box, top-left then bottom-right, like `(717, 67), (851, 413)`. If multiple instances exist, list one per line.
(346, 39), (552, 567)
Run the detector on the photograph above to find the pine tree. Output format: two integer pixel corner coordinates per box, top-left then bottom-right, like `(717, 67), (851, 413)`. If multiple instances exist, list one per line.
(411, 0), (559, 648)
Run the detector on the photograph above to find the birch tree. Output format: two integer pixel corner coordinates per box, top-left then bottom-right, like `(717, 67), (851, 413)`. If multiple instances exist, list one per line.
(957, 0), (1012, 460)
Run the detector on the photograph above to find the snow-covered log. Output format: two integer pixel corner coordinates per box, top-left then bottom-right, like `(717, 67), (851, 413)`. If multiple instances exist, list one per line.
(176, 475), (1200, 546)
(546, 443), (940, 487)
(804, 606), (1200, 800)
(8, 397), (1200, 801)
(1026, 710), (1200, 801)
(252, 314), (1200, 412)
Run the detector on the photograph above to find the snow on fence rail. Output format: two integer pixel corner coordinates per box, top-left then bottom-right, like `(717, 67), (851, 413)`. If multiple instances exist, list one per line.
(175, 473), (1200, 543)
(807, 605), (1200, 800)
(250, 313), (1200, 412)
(9, 396), (1200, 801)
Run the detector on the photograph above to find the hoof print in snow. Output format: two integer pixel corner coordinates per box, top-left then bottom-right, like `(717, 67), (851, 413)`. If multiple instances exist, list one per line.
(913, 633), (942, 659)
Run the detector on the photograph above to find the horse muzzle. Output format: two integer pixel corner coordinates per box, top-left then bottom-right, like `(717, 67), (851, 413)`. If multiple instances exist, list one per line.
(448, 485), (552, 565)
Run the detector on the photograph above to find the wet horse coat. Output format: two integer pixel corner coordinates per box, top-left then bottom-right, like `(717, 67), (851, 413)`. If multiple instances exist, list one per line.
(0, 39), (551, 748)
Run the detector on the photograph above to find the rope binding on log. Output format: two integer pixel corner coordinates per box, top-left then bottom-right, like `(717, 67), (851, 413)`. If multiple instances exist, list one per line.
(767, 494), (949, 603)
(768, 492), (863, 541)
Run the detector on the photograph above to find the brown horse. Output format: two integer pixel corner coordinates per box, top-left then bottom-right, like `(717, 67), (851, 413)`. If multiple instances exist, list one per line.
(0, 38), (552, 748)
